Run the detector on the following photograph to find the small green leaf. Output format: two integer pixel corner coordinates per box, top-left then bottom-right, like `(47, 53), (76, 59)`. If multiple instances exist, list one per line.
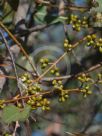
(2, 105), (20, 123)
(35, 5), (64, 24)
(2, 104), (31, 123)
(35, 6), (47, 23)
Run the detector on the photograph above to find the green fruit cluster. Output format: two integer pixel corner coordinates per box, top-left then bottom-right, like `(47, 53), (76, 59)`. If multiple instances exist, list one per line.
(86, 34), (102, 53)
(59, 90), (69, 102)
(68, 14), (88, 31)
(0, 100), (5, 109)
(40, 58), (49, 69)
(64, 39), (73, 51)
(52, 80), (63, 89)
(80, 85), (92, 98)
(98, 73), (102, 83)
(41, 98), (50, 111)
(77, 73), (93, 97)
(86, 34), (96, 47)
(52, 80), (69, 102)
(20, 73), (43, 94)
(20, 73), (51, 111)
(77, 73), (91, 83)
(96, 38), (102, 53)
(27, 96), (50, 111)
(50, 67), (60, 76)
(20, 73), (32, 84)
(27, 84), (42, 95)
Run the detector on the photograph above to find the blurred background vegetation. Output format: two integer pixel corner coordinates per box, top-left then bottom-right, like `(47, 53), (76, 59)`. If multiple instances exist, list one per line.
(0, 0), (102, 136)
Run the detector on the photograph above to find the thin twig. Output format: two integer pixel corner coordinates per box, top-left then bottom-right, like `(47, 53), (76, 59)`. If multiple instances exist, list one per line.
(42, 61), (102, 81)
(33, 52), (67, 82)
(0, 21), (39, 76)
(0, 74), (16, 79)
(12, 121), (20, 136)
(0, 30), (26, 107)
(3, 88), (79, 104)
(33, 32), (94, 83)
(0, 30), (22, 94)
(1, 56), (37, 76)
